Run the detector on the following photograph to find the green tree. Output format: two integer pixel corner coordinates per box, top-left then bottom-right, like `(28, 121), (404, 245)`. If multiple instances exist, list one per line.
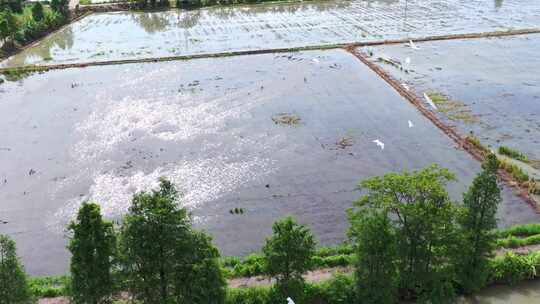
(348, 209), (397, 304)
(119, 178), (225, 304)
(262, 216), (316, 302)
(0, 9), (19, 43)
(456, 154), (501, 293)
(357, 165), (459, 303)
(32, 3), (44, 22)
(68, 202), (116, 304)
(50, 0), (69, 16)
(0, 235), (32, 304)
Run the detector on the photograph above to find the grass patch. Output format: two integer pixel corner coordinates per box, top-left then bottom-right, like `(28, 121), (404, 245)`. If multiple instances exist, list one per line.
(29, 275), (70, 298)
(221, 244), (354, 278)
(495, 223), (540, 238)
(499, 159), (529, 184)
(465, 134), (491, 155)
(498, 146), (529, 163)
(496, 234), (540, 249)
(271, 113), (301, 126)
(0, 69), (36, 82)
(427, 92), (478, 123)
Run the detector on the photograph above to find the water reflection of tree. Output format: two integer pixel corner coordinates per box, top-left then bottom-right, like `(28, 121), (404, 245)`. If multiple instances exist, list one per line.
(4, 27), (74, 66)
(494, 0), (503, 9)
(176, 9), (202, 29)
(131, 11), (171, 34)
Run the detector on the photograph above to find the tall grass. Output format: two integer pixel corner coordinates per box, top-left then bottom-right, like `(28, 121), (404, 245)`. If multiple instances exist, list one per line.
(498, 146), (529, 163)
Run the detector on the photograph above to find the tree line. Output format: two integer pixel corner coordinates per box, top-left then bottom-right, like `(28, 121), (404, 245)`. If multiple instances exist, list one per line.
(0, 154), (510, 303)
(0, 0), (68, 50)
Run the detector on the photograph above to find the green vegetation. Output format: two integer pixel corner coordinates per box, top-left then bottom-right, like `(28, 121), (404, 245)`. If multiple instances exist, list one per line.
(496, 234), (540, 249)
(489, 251), (540, 285)
(0, 0), (67, 53)
(455, 153), (500, 294)
(351, 165), (459, 303)
(68, 202), (116, 304)
(4, 166), (540, 303)
(496, 223), (540, 238)
(348, 210), (396, 304)
(465, 134), (491, 154)
(0, 235), (32, 304)
(263, 216), (316, 302)
(427, 92), (478, 123)
(174, 0), (318, 10)
(499, 159), (529, 183)
(499, 146), (529, 163)
(119, 178), (226, 304)
(29, 275), (69, 298)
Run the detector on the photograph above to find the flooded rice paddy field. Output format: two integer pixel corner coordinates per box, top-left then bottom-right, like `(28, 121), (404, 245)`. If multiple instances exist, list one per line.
(366, 34), (540, 162)
(3, 0), (540, 67)
(1, 49), (538, 275)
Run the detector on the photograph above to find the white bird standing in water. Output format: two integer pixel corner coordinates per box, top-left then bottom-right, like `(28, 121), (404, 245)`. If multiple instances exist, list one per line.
(373, 139), (385, 150)
(287, 297), (295, 304)
(423, 93), (438, 110)
(409, 40), (420, 50)
(408, 120), (414, 128)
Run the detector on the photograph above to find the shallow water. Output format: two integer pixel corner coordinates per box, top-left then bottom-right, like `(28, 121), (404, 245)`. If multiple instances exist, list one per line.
(0, 49), (537, 275)
(366, 34), (540, 161)
(3, 0), (540, 67)
(458, 279), (540, 304)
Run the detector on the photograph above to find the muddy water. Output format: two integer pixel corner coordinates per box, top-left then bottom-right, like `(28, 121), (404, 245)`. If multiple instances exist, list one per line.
(458, 279), (540, 304)
(0, 49), (537, 275)
(3, 0), (540, 67)
(365, 34), (540, 162)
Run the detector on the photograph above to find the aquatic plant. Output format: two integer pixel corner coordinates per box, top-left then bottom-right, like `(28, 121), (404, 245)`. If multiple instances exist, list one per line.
(271, 113), (301, 126)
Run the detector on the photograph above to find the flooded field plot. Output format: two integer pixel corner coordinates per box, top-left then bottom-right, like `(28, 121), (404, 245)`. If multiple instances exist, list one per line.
(365, 34), (540, 163)
(3, 0), (540, 67)
(0, 49), (538, 275)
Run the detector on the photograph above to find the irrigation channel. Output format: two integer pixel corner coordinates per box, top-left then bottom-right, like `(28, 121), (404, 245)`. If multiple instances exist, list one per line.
(1, 1), (540, 291)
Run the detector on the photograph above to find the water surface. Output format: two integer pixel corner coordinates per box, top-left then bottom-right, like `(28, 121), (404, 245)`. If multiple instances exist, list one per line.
(366, 34), (540, 161)
(0, 50), (537, 275)
(3, 0), (540, 67)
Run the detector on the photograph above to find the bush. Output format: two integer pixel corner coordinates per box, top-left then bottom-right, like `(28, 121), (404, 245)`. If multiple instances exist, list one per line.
(496, 234), (540, 249)
(317, 273), (355, 304)
(226, 286), (270, 304)
(499, 160), (529, 183)
(488, 252), (540, 285)
(29, 276), (70, 298)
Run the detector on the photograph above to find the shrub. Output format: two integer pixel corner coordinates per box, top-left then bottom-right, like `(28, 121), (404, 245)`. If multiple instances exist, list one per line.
(499, 160), (529, 183)
(488, 252), (540, 285)
(29, 276), (70, 298)
(226, 286), (270, 304)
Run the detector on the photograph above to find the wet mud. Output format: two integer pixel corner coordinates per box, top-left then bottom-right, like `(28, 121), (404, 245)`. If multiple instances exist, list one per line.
(3, 0), (540, 67)
(365, 34), (540, 162)
(1, 49), (538, 275)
